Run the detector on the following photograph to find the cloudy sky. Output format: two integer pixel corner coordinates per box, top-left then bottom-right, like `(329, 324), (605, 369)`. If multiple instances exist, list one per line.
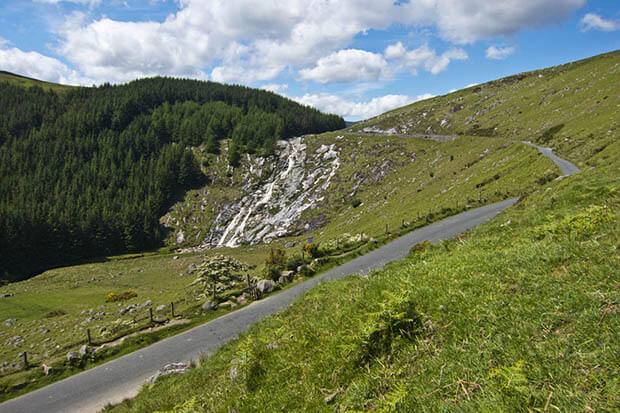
(1, 1), (619, 120)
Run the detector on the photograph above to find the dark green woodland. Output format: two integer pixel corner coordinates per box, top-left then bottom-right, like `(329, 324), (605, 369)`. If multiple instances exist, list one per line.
(0, 76), (344, 282)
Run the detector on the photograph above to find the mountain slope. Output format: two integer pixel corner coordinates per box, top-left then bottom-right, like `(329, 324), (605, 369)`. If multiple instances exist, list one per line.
(103, 51), (619, 412)
(0, 75), (344, 282)
(351, 49), (619, 163)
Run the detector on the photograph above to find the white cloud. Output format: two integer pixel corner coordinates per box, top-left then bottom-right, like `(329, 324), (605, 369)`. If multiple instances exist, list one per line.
(580, 13), (620, 32)
(385, 43), (468, 75)
(261, 83), (289, 94)
(294, 93), (433, 119)
(299, 49), (388, 84)
(485, 45), (515, 60)
(400, 0), (587, 44)
(0, 42), (92, 85)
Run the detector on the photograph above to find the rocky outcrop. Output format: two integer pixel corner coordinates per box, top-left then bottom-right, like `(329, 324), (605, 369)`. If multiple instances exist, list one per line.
(199, 137), (341, 248)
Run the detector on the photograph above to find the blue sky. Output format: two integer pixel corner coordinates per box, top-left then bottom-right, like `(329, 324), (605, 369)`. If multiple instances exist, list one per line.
(1, 1), (619, 120)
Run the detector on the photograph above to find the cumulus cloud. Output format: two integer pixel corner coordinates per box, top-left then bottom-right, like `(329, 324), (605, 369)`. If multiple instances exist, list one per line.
(485, 45), (515, 60)
(400, 0), (587, 44)
(294, 93), (433, 119)
(579, 13), (620, 32)
(385, 43), (468, 75)
(299, 49), (388, 84)
(0, 41), (92, 85)
(47, 0), (587, 84)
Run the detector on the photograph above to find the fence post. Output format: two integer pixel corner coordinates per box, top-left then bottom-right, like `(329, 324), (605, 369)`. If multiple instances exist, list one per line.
(149, 308), (153, 325)
(385, 223), (388, 235)
(171, 302), (175, 318)
(456, 199), (458, 209)
(87, 328), (92, 345)
(23, 351), (28, 368)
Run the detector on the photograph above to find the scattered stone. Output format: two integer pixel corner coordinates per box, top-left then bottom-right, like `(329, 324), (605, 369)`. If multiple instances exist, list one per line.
(229, 365), (238, 381)
(79, 345), (95, 356)
(156, 304), (167, 312)
(0, 293), (13, 298)
(187, 263), (198, 274)
(148, 362), (189, 384)
(66, 351), (80, 362)
(173, 255), (179, 260)
(4, 318), (17, 327)
(284, 241), (298, 248)
(201, 301), (217, 311)
(42, 363), (52, 376)
(99, 327), (107, 333)
(256, 279), (275, 294)
(144, 300), (153, 306)
(219, 301), (236, 309)
(236, 296), (247, 305)
(370, 237), (378, 244)
(137, 268), (144, 273)
(40, 328), (50, 334)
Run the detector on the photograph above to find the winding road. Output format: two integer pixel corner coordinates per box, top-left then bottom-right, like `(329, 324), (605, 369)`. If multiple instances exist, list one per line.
(0, 141), (579, 413)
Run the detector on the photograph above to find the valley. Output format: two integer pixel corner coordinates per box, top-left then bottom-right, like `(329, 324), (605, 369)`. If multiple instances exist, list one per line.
(0, 49), (618, 411)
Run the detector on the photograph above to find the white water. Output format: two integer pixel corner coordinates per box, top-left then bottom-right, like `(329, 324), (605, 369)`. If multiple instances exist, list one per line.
(202, 137), (340, 248)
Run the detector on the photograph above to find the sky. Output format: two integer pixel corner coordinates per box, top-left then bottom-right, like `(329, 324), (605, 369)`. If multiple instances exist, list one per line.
(0, 1), (619, 121)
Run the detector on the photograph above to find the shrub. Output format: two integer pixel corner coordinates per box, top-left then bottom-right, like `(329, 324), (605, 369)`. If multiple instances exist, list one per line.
(285, 255), (304, 271)
(266, 266), (281, 281)
(305, 242), (322, 258)
(409, 240), (431, 256)
(299, 265), (315, 277)
(351, 198), (362, 208)
(106, 291), (137, 302)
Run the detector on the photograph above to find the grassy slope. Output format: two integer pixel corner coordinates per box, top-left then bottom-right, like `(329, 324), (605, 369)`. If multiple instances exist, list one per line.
(102, 52), (620, 411)
(0, 71), (74, 92)
(107, 131), (620, 413)
(351, 50), (619, 165)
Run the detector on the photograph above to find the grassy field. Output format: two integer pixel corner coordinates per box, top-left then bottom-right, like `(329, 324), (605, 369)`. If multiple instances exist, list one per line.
(104, 134), (619, 413)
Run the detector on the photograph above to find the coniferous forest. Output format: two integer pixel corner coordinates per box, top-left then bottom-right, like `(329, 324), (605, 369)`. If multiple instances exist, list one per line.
(0, 76), (345, 282)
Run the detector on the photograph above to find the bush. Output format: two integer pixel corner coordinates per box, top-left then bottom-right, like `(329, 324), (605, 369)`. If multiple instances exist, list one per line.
(43, 309), (67, 318)
(305, 242), (322, 258)
(409, 240), (431, 256)
(299, 265), (315, 277)
(106, 291), (137, 302)
(266, 266), (281, 281)
(285, 255), (304, 271)
(351, 198), (361, 208)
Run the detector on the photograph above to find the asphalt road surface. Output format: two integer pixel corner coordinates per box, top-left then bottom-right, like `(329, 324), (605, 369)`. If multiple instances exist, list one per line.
(1, 198), (519, 413)
(521, 141), (580, 176)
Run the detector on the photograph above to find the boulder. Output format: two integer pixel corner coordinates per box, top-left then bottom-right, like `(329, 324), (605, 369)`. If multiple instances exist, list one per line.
(66, 351), (80, 362)
(42, 363), (52, 376)
(148, 362), (189, 385)
(79, 345), (95, 356)
(256, 279), (275, 294)
(201, 301), (217, 311)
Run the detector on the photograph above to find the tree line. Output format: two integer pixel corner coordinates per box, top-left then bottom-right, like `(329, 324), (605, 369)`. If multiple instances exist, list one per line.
(0, 77), (344, 282)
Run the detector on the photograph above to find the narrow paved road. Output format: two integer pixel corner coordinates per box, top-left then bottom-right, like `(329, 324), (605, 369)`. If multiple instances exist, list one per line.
(0, 198), (518, 413)
(521, 141), (580, 176)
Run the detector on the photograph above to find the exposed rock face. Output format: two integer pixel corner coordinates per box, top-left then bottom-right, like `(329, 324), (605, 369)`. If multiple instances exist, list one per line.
(200, 137), (340, 248)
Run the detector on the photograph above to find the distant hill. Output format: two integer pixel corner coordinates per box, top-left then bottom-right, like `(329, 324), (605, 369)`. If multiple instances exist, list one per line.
(0, 74), (345, 282)
(351, 49), (619, 163)
(0, 71), (74, 92)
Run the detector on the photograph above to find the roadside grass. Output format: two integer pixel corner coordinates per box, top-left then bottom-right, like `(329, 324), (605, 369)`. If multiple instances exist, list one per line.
(104, 141), (620, 412)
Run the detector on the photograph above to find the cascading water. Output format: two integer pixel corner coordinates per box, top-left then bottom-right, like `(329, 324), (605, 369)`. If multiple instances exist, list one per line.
(200, 137), (340, 249)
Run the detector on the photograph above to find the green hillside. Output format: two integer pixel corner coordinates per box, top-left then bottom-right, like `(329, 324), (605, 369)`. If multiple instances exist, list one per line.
(0, 75), (344, 283)
(351, 49), (619, 164)
(0, 71), (74, 92)
(101, 52), (620, 411)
